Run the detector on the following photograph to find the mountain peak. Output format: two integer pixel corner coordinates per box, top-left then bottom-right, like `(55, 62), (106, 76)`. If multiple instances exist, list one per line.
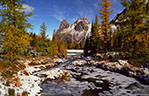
(74, 17), (89, 25)
(56, 17), (91, 43)
(57, 19), (69, 33)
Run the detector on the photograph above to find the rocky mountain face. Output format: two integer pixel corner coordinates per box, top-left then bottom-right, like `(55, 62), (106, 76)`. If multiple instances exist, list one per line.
(56, 17), (91, 44)
(57, 20), (70, 33)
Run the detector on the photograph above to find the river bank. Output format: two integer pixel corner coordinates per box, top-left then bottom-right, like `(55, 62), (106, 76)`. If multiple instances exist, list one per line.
(0, 57), (149, 96)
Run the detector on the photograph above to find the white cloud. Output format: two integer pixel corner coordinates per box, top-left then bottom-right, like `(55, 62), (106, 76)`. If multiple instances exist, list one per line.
(51, 8), (79, 24)
(51, 7), (79, 23)
(69, 17), (78, 23)
(91, 0), (99, 8)
(53, 9), (65, 21)
(77, 8), (95, 21)
(93, 3), (98, 8)
(49, 5), (66, 21)
(49, 1), (96, 23)
(22, 4), (34, 12)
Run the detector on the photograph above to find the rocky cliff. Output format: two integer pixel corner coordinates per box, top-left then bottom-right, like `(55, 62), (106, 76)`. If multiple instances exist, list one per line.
(56, 17), (91, 44)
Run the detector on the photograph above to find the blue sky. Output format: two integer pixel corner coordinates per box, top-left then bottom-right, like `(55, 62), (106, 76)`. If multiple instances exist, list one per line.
(1, 0), (124, 39)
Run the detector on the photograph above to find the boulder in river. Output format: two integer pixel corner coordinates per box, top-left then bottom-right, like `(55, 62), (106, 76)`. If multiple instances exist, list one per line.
(72, 60), (87, 66)
(42, 68), (72, 80)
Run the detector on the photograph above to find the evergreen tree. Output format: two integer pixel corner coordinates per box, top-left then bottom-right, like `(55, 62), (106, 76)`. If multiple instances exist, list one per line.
(98, 0), (112, 55)
(39, 22), (49, 56)
(84, 37), (90, 56)
(119, 0), (148, 57)
(90, 16), (99, 55)
(0, 0), (32, 60)
(40, 22), (47, 40)
(30, 33), (37, 47)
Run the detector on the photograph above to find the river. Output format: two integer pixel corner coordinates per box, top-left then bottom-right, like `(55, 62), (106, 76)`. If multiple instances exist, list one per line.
(34, 58), (149, 96)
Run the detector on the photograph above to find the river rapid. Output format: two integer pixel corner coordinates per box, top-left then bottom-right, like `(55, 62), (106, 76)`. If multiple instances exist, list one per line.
(34, 58), (149, 96)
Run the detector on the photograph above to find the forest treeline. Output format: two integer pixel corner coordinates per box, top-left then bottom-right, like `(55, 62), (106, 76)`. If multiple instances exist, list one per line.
(84, 0), (149, 66)
(0, 0), (148, 65)
(0, 0), (68, 60)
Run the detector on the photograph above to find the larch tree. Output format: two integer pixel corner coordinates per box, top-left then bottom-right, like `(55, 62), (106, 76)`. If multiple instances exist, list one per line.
(0, 0), (32, 60)
(98, 0), (112, 55)
(119, 0), (148, 57)
(52, 32), (58, 56)
(60, 34), (67, 57)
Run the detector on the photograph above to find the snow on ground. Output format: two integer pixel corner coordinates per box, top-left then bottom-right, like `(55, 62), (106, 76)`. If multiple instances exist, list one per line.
(0, 57), (67, 96)
(0, 60), (46, 96)
(0, 70), (42, 96)
(42, 68), (71, 80)
(17, 70), (43, 96)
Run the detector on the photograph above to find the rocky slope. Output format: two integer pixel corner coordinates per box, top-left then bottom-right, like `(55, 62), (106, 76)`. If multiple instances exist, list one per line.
(56, 17), (91, 43)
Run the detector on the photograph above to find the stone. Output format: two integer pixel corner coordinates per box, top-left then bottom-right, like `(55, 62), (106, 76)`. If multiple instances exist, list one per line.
(144, 74), (149, 83)
(88, 60), (96, 66)
(42, 68), (71, 80)
(72, 60), (87, 66)
(118, 60), (128, 66)
(120, 66), (133, 76)
(125, 82), (143, 90)
(144, 68), (149, 74)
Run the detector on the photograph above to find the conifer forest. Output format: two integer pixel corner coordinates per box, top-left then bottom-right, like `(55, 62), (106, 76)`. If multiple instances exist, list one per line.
(0, 0), (149, 96)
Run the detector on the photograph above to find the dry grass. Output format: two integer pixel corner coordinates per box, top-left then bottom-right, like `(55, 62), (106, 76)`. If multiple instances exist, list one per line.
(0, 60), (25, 80)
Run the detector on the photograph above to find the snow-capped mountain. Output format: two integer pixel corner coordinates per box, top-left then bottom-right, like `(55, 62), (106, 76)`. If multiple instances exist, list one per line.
(56, 17), (91, 44)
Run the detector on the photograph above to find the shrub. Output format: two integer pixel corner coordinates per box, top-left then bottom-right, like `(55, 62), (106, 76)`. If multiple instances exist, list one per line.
(22, 91), (28, 96)
(128, 59), (142, 67)
(2, 70), (12, 79)
(28, 61), (40, 66)
(114, 54), (120, 59)
(0, 60), (25, 80)
(23, 50), (29, 57)
(8, 88), (15, 96)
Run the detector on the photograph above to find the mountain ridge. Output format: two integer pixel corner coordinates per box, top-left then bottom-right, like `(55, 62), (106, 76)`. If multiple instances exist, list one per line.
(56, 17), (91, 44)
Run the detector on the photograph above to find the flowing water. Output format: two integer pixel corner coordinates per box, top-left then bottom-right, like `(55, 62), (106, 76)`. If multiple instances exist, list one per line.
(34, 58), (149, 96)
